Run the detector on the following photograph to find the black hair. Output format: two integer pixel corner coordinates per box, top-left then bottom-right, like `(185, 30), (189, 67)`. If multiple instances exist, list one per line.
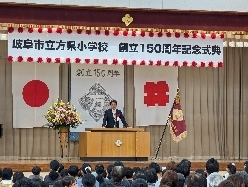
(218, 180), (235, 187)
(83, 174), (96, 187)
(82, 163), (92, 174)
(68, 165), (79, 177)
(107, 165), (114, 179)
(32, 166), (41, 175)
(133, 171), (146, 181)
(133, 167), (141, 174)
(110, 100), (117, 105)
(111, 166), (125, 183)
(58, 164), (65, 173)
(206, 158), (219, 174)
(33, 179), (49, 187)
(131, 179), (148, 187)
(100, 181), (115, 187)
(236, 171), (248, 187)
(144, 168), (157, 183)
(95, 164), (105, 185)
(60, 169), (69, 178)
(195, 169), (207, 178)
(13, 172), (25, 183)
(149, 162), (160, 174)
(12, 177), (41, 187)
(0, 168), (2, 178)
(2, 168), (13, 180)
(124, 167), (134, 179)
(227, 163), (236, 175)
(62, 176), (76, 187)
(50, 160), (60, 171)
(53, 180), (63, 187)
(185, 173), (207, 187)
(177, 173), (185, 187)
(102, 170), (107, 178)
(48, 170), (59, 181)
(113, 161), (124, 167)
(176, 159), (191, 178)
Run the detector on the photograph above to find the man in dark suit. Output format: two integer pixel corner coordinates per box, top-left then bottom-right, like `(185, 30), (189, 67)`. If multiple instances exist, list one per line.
(102, 100), (129, 128)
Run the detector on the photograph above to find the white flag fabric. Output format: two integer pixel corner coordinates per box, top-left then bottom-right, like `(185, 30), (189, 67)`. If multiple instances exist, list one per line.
(134, 66), (178, 126)
(70, 64), (124, 132)
(12, 63), (59, 128)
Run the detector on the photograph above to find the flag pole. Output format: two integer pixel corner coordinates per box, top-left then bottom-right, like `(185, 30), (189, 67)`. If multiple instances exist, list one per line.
(152, 88), (180, 160)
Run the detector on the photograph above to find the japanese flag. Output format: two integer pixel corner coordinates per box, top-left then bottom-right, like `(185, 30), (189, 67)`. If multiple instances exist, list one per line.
(134, 66), (178, 126)
(12, 62), (59, 128)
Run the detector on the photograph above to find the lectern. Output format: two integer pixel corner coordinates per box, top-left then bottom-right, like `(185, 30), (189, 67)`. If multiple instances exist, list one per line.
(78, 128), (150, 161)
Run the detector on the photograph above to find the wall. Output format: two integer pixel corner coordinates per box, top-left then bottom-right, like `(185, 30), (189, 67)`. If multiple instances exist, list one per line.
(1, 0), (248, 12)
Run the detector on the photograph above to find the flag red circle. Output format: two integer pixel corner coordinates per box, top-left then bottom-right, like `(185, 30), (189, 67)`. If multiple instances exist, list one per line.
(22, 80), (49, 107)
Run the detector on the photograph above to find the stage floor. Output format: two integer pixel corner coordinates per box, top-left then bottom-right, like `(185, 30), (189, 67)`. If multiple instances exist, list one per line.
(0, 159), (246, 172)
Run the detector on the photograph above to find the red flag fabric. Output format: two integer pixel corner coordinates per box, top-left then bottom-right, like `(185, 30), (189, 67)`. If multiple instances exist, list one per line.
(169, 92), (187, 142)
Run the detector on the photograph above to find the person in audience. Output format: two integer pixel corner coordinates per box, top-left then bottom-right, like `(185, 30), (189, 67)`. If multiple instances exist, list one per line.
(124, 167), (133, 185)
(177, 173), (185, 187)
(236, 171), (248, 187)
(0, 169), (2, 182)
(184, 173), (207, 187)
(195, 169), (207, 178)
(144, 168), (157, 187)
(58, 164), (65, 173)
(60, 169), (69, 178)
(224, 163), (236, 179)
(12, 177), (40, 187)
(166, 161), (177, 172)
(83, 174), (96, 187)
(159, 170), (178, 187)
(102, 170), (107, 179)
(29, 166), (43, 181)
(243, 161), (248, 170)
(43, 160), (60, 184)
(217, 180), (235, 187)
(113, 161), (124, 167)
(34, 179), (49, 187)
(176, 159), (191, 178)
(68, 165), (80, 179)
(12, 172), (24, 183)
(53, 180), (63, 187)
(226, 174), (245, 187)
(133, 171), (146, 181)
(95, 164), (106, 185)
(131, 179), (148, 187)
(107, 165), (114, 180)
(44, 170), (60, 185)
(208, 172), (223, 187)
(100, 180), (115, 187)
(78, 164), (98, 187)
(206, 158), (222, 187)
(149, 163), (160, 187)
(62, 176), (77, 187)
(50, 160), (60, 171)
(110, 166), (129, 187)
(0, 168), (14, 187)
(132, 168), (140, 175)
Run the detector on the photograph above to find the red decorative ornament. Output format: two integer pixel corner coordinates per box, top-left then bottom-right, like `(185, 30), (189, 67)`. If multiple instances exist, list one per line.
(149, 32), (154, 37)
(192, 33), (197, 38)
(77, 29), (82, 34)
(95, 30), (101, 35)
(132, 31), (136, 37)
(86, 30), (91, 35)
(220, 33), (224, 39)
(140, 31), (145, 37)
(175, 32), (180, 38)
(67, 29), (72, 34)
(27, 57), (33, 62)
(28, 28), (33, 33)
(156, 60), (162, 66)
(123, 30), (128, 36)
(201, 33), (206, 39)
(66, 58), (71, 63)
(218, 62), (223, 67)
(165, 61), (169, 66)
(122, 60), (128, 65)
(113, 59), (118, 65)
(208, 61), (214, 67)
(192, 61), (197, 67)
(157, 32), (163, 37)
(56, 28), (62, 34)
(37, 57), (43, 63)
(184, 33), (189, 38)
(166, 32), (171, 37)
(149, 61), (153, 66)
(140, 60), (145, 65)
(211, 33), (216, 39)
(55, 58), (60, 63)
(17, 56), (23, 62)
(103, 59), (108, 64)
(85, 59), (90, 64)
(7, 56), (13, 62)
(105, 30), (110, 36)
(173, 61), (179, 66)
(75, 58), (81, 63)
(183, 61), (188, 66)
(201, 62), (205, 67)
(18, 27), (24, 33)
(8, 27), (14, 33)
(46, 57), (52, 63)
(132, 60), (136, 65)
(47, 27), (53, 34)
(94, 59), (99, 64)
(38, 27), (43, 33)
(113, 30), (119, 36)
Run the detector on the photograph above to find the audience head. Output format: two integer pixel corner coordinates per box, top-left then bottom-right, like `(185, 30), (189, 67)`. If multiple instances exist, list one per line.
(62, 176), (77, 187)
(208, 173), (223, 187)
(32, 166), (41, 176)
(82, 163), (92, 175)
(60, 169), (69, 178)
(160, 170), (178, 187)
(95, 164), (104, 175)
(144, 168), (157, 183)
(185, 173), (207, 187)
(236, 171), (248, 187)
(58, 164), (65, 173)
(226, 174), (245, 187)
(177, 173), (185, 187)
(68, 165), (79, 177)
(13, 171), (25, 183)
(131, 179), (148, 187)
(113, 161), (124, 167)
(48, 170), (59, 181)
(166, 161), (177, 171)
(53, 180), (63, 187)
(2, 168), (13, 180)
(111, 166), (125, 183)
(149, 162), (160, 174)
(133, 171), (146, 181)
(83, 174), (96, 187)
(244, 161), (248, 169)
(50, 160), (60, 171)
(106, 165), (114, 179)
(218, 180), (235, 187)
(124, 167), (134, 179)
(195, 169), (207, 178)
(206, 158), (219, 175)
(226, 163), (236, 175)
(100, 180), (115, 187)
(176, 159), (191, 178)
(12, 177), (40, 187)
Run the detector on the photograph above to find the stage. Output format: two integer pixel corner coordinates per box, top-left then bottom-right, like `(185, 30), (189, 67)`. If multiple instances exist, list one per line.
(0, 159), (246, 172)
